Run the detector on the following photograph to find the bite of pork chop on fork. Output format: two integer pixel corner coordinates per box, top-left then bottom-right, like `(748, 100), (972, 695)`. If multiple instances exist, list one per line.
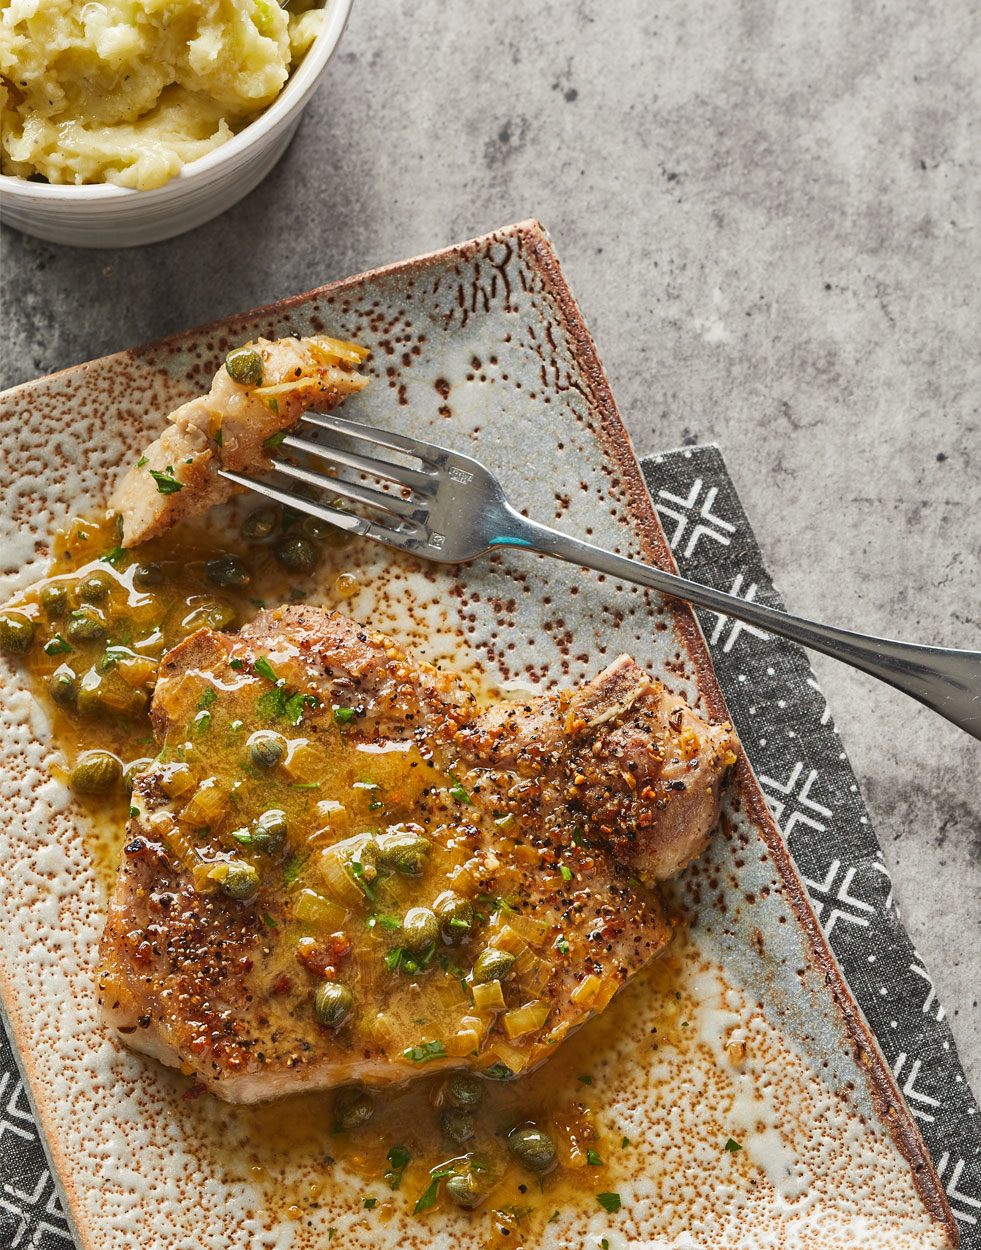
(97, 607), (737, 1103)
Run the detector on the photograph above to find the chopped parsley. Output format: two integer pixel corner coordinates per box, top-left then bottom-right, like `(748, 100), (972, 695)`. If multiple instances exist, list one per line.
(197, 688), (218, 711)
(214, 426), (223, 448)
(261, 912), (277, 929)
(283, 854), (308, 889)
(43, 634), (72, 656)
(136, 455), (148, 467)
(559, 864), (573, 881)
(494, 813), (514, 829)
(597, 1192), (621, 1213)
(230, 829), (253, 845)
(333, 706), (356, 725)
(621, 1136), (630, 1149)
(230, 658), (244, 671)
(587, 1148), (603, 1166)
(263, 427), (286, 447)
(362, 1197), (376, 1210)
(254, 656), (278, 683)
(724, 1137), (742, 1153)
(100, 545), (126, 566)
(447, 772), (473, 804)
(578, 1074), (593, 1086)
(403, 1040), (446, 1065)
(384, 1144), (411, 1190)
(149, 467), (184, 494)
(556, 935), (569, 955)
(128, 806), (139, 819)
(192, 710), (211, 736)
(572, 826), (583, 846)
(482, 1062), (514, 1081)
(413, 1166), (455, 1214)
(348, 858), (376, 900)
(366, 913), (400, 933)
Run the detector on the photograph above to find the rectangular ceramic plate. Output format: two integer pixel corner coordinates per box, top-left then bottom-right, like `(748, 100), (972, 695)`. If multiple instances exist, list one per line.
(0, 222), (956, 1249)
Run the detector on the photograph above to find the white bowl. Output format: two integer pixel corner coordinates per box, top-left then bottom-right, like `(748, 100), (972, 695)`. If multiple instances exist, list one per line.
(0, 0), (352, 249)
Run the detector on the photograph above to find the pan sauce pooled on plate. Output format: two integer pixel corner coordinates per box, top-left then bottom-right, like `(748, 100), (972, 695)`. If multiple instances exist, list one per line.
(0, 0), (325, 189)
(97, 606), (737, 1101)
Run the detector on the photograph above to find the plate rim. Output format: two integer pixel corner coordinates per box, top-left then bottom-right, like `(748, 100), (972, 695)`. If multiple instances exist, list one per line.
(0, 218), (958, 1247)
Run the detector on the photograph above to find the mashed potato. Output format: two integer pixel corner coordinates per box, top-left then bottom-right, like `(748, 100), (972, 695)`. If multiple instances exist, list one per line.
(0, 0), (324, 189)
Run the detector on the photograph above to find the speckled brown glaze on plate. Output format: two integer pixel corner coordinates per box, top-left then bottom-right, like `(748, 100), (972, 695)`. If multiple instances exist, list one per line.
(0, 222), (956, 1249)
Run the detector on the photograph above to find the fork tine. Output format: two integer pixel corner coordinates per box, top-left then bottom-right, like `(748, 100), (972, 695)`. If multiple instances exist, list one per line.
(218, 469), (422, 555)
(281, 431), (433, 494)
(271, 454), (426, 520)
(299, 410), (443, 465)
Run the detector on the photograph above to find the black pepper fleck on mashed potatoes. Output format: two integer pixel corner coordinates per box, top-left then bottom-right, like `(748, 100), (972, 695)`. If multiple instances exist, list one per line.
(0, 0), (324, 189)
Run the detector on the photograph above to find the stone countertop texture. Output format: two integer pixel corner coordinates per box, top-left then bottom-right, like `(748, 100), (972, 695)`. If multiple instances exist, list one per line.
(1, 0), (978, 1097)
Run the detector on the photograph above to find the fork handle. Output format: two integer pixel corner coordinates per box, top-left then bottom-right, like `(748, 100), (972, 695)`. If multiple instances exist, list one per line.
(498, 512), (981, 742)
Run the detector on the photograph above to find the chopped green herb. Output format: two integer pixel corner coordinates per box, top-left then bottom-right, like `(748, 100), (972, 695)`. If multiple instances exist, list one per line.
(250, 598), (266, 609)
(129, 806), (139, 819)
(238, 761), (256, 779)
(403, 1040), (446, 1065)
(230, 658), (244, 671)
(601, 1240), (610, 1250)
(254, 656), (278, 683)
(100, 643), (133, 672)
(197, 688), (218, 711)
(333, 706), (356, 725)
(366, 913), (400, 933)
(289, 587), (307, 600)
(578, 1074), (593, 1086)
(43, 634), (72, 656)
(627, 875), (642, 888)
(621, 1136), (630, 1149)
(149, 468), (184, 495)
(136, 455), (148, 467)
(724, 1137), (742, 1153)
(597, 1192), (621, 1213)
(482, 1062), (514, 1081)
(215, 427), (223, 448)
(447, 772), (473, 804)
(494, 813), (514, 829)
(556, 935), (569, 955)
(362, 1197), (376, 1210)
(327, 1232), (335, 1243)
(263, 424), (285, 445)
(384, 1144), (411, 1189)
(681, 1021), (689, 1028)
(100, 545), (126, 566)
(572, 827), (583, 846)
(548, 1211), (560, 1223)
(559, 865), (573, 881)
(291, 781), (321, 790)
(192, 710), (211, 736)
(261, 912), (277, 929)
(587, 1148), (602, 1166)
(413, 1166), (455, 1214)
(230, 829), (253, 845)
(283, 854), (308, 889)
(256, 688), (286, 721)
(284, 690), (317, 725)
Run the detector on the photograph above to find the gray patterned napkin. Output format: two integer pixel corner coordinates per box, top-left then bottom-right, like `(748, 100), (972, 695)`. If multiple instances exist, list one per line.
(1, 444), (978, 1247)
(643, 444), (981, 1245)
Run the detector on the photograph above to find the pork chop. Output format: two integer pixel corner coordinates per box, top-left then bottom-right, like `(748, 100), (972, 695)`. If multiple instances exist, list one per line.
(97, 607), (737, 1102)
(110, 334), (369, 548)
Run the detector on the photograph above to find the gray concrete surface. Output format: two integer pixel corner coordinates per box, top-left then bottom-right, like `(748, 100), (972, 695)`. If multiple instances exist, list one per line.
(1, 0), (977, 1096)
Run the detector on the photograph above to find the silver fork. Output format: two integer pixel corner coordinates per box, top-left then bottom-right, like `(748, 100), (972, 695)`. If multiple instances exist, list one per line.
(219, 413), (981, 742)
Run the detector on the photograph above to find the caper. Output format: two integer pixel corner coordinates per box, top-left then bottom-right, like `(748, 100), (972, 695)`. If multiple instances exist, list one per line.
(299, 514), (352, 548)
(49, 664), (78, 708)
(241, 507), (277, 541)
(182, 600), (236, 633)
(70, 750), (123, 796)
(40, 583), (68, 617)
(435, 891), (474, 944)
(472, 947), (515, 985)
(0, 612), (34, 654)
(274, 535), (320, 574)
(76, 668), (108, 717)
(402, 907), (438, 955)
(378, 832), (431, 876)
(507, 1125), (557, 1174)
(66, 608), (106, 643)
(225, 346), (264, 387)
(252, 808), (287, 856)
(314, 981), (353, 1028)
(334, 1087), (374, 1131)
(249, 731), (285, 769)
(445, 1169), (485, 1209)
(445, 1072), (483, 1111)
(78, 570), (114, 603)
(440, 1107), (475, 1145)
(133, 562), (164, 589)
(123, 758), (153, 789)
(220, 860), (260, 900)
(206, 556), (251, 590)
